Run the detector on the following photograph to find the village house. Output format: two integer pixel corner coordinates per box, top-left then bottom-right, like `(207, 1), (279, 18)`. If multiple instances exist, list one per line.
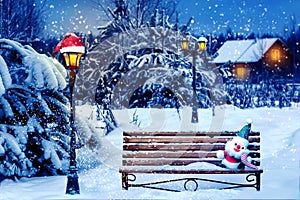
(212, 38), (293, 83)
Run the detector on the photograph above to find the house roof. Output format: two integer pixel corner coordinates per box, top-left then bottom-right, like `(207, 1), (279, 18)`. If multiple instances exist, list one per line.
(212, 38), (280, 64)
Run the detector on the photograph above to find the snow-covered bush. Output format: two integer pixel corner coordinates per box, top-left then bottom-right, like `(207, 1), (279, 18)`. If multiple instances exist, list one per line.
(225, 81), (292, 109)
(96, 50), (207, 108)
(0, 39), (70, 180)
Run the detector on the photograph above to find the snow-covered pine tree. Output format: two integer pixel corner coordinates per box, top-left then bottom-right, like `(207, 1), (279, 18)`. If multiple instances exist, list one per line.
(0, 39), (70, 180)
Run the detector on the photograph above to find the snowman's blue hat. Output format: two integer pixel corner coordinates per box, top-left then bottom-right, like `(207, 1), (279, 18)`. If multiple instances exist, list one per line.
(237, 118), (252, 140)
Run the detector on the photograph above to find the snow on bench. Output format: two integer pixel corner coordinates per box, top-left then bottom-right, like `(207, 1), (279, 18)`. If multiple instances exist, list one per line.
(119, 131), (263, 192)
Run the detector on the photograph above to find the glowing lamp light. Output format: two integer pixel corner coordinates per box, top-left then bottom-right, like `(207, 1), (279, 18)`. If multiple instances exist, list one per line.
(181, 38), (190, 51)
(62, 52), (84, 69)
(197, 36), (208, 51)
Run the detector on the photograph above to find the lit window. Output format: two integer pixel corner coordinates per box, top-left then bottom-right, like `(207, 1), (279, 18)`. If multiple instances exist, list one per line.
(235, 64), (250, 81)
(271, 49), (280, 61)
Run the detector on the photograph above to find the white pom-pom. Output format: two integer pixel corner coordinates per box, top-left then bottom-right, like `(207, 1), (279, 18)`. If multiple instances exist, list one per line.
(246, 118), (253, 124)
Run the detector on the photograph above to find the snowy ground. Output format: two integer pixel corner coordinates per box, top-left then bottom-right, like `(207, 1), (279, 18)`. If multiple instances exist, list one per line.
(0, 105), (300, 199)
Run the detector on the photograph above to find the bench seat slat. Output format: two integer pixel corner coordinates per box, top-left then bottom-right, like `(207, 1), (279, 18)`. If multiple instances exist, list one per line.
(119, 168), (263, 174)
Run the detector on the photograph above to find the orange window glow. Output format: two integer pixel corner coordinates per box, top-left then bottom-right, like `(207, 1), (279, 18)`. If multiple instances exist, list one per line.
(271, 49), (280, 61)
(235, 65), (250, 81)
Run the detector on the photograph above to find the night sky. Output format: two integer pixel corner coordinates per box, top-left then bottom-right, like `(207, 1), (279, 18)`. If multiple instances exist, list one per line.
(178, 0), (300, 36)
(45, 0), (300, 37)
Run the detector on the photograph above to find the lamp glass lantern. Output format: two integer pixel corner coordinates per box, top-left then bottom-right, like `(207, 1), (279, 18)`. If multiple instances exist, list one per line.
(197, 36), (208, 51)
(63, 52), (83, 69)
(181, 38), (190, 51)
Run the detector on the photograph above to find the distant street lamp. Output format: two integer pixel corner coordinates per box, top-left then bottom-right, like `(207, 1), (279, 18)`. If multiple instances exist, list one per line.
(181, 35), (208, 123)
(52, 33), (85, 195)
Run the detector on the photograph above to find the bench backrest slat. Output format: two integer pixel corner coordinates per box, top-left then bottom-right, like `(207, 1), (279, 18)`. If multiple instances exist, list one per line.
(124, 137), (260, 143)
(123, 131), (260, 137)
(123, 144), (260, 151)
(123, 152), (260, 159)
(123, 159), (261, 166)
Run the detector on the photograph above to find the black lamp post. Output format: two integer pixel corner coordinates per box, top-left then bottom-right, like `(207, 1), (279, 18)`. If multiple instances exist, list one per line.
(181, 36), (208, 123)
(52, 33), (85, 195)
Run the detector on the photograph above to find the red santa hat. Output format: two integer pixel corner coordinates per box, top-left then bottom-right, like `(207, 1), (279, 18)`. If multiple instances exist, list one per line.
(52, 33), (85, 57)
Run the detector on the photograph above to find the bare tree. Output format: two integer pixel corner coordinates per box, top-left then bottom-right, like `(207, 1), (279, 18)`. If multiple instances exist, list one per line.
(0, 0), (45, 41)
(89, 0), (183, 43)
(90, 0), (178, 28)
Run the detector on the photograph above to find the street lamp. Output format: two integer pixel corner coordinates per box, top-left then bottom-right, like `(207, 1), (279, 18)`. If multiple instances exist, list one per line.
(181, 36), (208, 123)
(52, 33), (85, 195)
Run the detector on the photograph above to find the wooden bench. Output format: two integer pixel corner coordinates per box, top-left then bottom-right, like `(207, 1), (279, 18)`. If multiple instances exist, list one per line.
(119, 131), (263, 192)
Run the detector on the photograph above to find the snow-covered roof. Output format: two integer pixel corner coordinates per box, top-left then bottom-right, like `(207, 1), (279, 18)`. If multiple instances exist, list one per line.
(212, 38), (280, 64)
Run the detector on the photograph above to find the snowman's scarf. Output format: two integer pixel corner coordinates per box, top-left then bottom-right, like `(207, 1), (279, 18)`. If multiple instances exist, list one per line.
(224, 150), (258, 169)
(241, 153), (258, 169)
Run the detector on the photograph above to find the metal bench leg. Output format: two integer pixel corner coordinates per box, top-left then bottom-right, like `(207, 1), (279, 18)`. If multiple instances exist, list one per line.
(256, 172), (261, 191)
(122, 172), (129, 190)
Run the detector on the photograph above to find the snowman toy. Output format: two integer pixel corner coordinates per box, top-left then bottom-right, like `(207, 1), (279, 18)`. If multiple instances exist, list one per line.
(217, 119), (258, 170)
